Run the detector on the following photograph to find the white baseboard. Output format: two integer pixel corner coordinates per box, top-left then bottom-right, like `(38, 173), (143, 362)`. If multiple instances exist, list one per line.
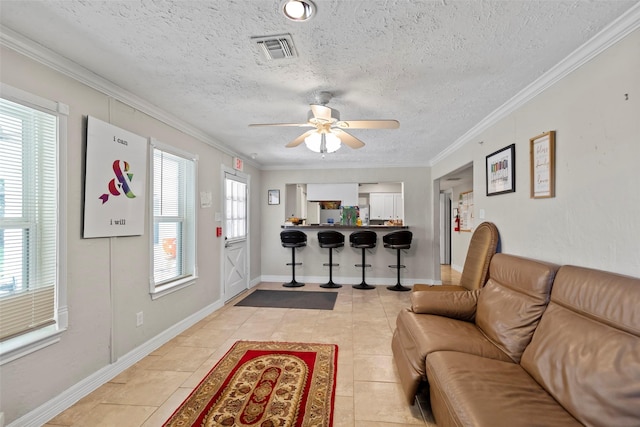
(8, 298), (224, 427)
(451, 264), (463, 273)
(249, 277), (262, 288)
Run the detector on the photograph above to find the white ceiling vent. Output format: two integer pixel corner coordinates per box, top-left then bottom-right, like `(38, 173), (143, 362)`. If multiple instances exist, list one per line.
(252, 34), (297, 61)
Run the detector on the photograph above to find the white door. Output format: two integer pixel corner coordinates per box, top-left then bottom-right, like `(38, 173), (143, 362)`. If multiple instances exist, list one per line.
(223, 172), (248, 301)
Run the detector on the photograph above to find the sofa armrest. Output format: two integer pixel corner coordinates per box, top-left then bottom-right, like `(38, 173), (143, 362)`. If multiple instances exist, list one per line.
(410, 289), (480, 322)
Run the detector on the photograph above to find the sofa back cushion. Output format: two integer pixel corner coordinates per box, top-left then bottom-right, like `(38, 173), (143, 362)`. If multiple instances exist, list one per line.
(521, 266), (640, 426)
(476, 254), (559, 362)
(459, 221), (499, 290)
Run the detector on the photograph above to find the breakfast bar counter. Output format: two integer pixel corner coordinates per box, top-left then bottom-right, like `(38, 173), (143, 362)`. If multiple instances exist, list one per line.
(281, 224), (409, 230)
(275, 223), (417, 289)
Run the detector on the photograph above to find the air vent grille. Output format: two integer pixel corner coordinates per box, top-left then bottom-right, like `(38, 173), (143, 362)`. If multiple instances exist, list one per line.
(252, 34), (297, 61)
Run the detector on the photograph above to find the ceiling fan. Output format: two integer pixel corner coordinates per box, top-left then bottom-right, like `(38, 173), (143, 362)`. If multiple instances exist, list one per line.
(249, 91), (399, 154)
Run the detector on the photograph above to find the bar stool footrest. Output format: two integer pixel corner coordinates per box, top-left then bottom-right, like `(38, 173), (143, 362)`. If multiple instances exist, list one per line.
(355, 263), (371, 268)
(388, 264), (406, 269)
(286, 262), (303, 266)
(323, 263), (339, 267)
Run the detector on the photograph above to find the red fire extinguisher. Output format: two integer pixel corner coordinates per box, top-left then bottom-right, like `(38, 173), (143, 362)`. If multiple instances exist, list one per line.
(454, 214), (460, 232)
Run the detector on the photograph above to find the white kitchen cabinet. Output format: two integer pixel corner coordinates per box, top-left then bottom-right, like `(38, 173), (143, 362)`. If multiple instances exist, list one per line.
(370, 193), (403, 220)
(394, 193), (404, 219)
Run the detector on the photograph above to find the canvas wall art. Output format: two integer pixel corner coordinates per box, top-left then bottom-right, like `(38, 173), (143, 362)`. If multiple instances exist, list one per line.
(83, 116), (147, 238)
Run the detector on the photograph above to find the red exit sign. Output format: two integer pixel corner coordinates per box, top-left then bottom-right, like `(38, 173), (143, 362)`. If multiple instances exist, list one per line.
(233, 157), (243, 171)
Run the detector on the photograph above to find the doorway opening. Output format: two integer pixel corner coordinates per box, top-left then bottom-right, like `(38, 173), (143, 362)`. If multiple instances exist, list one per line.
(437, 164), (473, 269)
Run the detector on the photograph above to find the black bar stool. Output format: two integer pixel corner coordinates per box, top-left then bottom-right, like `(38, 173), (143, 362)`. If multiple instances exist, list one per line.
(383, 230), (412, 292)
(350, 230), (377, 290)
(317, 230), (344, 288)
(280, 230), (307, 288)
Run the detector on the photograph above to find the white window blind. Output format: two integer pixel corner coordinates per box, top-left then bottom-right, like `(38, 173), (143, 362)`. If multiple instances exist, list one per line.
(0, 97), (57, 342)
(151, 144), (196, 291)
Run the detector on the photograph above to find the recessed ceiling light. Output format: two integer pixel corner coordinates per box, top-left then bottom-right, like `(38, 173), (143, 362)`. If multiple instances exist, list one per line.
(282, 0), (315, 22)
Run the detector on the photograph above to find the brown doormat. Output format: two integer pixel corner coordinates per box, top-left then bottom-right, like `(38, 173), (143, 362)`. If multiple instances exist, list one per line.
(235, 289), (338, 310)
(163, 340), (338, 427)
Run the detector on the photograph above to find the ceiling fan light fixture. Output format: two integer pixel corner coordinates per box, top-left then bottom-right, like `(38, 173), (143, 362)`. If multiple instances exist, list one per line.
(304, 132), (341, 153)
(282, 0), (315, 21)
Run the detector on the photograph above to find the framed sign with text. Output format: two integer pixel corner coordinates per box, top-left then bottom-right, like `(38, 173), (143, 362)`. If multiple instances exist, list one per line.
(268, 189), (280, 205)
(530, 131), (556, 199)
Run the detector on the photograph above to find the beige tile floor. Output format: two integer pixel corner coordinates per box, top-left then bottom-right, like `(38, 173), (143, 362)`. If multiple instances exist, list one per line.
(44, 267), (459, 427)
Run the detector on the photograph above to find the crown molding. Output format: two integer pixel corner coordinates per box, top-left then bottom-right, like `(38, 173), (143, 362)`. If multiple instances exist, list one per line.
(0, 25), (260, 170)
(430, 2), (640, 166)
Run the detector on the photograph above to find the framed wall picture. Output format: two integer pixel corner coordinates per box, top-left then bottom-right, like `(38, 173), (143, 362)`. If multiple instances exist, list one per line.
(486, 144), (516, 196)
(268, 189), (280, 205)
(530, 131), (556, 198)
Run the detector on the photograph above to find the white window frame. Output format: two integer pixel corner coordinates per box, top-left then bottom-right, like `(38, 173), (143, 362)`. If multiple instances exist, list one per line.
(0, 83), (68, 365)
(149, 138), (198, 299)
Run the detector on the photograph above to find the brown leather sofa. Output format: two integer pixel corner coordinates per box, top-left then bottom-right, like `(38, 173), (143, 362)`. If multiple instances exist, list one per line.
(392, 253), (640, 426)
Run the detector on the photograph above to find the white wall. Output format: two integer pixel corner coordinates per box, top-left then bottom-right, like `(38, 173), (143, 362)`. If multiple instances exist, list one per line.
(450, 184), (474, 270)
(0, 46), (263, 423)
(260, 167), (434, 284)
(432, 28), (640, 277)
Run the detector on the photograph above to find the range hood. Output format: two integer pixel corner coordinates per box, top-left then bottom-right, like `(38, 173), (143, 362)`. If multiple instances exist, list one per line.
(306, 183), (358, 206)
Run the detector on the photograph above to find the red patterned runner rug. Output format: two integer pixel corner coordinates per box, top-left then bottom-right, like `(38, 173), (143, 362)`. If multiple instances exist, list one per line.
(163, 341), (338, 427)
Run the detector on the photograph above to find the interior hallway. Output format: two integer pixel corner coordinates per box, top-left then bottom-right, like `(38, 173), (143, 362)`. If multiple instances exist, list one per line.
(44, 267), (459, 426)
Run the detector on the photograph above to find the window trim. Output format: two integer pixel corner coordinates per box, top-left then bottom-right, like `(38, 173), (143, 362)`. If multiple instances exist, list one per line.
(0, 83), (68, 365)
(148, 138), (198, 300)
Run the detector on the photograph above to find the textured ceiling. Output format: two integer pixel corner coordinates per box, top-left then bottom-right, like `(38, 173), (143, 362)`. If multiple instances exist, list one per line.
(0, 1), (636, 169)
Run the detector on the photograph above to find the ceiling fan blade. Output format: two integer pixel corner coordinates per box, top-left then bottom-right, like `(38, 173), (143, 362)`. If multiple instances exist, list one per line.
(333, 129), (365, 149)
(249, 123), (312, 127)
(310, 104), (333, 121)
(285, 129), (316, 148)
(335, 119), (400, 129)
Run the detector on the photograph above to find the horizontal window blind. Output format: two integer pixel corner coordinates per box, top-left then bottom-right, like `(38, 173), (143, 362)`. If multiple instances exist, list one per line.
(0, 97), (58, 342)
(152, 148), (195, 287)
(0, 285), (55, 340)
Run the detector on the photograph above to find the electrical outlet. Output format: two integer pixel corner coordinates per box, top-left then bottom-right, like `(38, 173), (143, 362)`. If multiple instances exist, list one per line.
(136, 311), (143, 327)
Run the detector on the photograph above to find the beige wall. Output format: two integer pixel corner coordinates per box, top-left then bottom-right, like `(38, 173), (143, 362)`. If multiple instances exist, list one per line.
(432, 28), (640, 277)
(0, 46), (262, 423)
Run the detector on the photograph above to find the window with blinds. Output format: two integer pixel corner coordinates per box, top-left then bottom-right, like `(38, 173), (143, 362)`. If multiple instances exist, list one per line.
(0, 96), (58, 342)
(151, 143), (196, 294)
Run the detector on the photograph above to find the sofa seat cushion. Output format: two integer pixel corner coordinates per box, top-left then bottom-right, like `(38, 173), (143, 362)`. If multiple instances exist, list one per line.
(395, 308), (513, 377)
(413, 284), (468, 292)
(426, 351), (582, 427)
